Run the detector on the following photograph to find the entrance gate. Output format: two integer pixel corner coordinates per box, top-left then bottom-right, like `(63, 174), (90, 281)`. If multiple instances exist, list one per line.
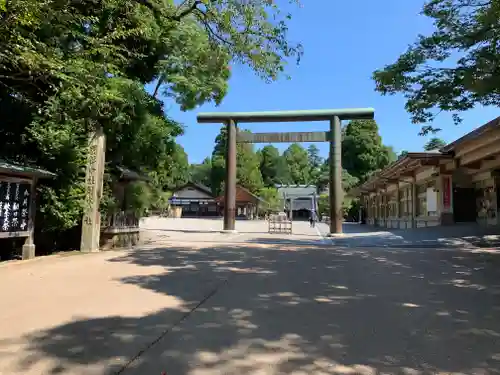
(197, 108), (375, 235)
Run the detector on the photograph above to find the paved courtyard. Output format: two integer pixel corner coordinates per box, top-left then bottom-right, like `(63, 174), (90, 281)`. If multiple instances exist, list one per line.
(1, 218), (500, 374)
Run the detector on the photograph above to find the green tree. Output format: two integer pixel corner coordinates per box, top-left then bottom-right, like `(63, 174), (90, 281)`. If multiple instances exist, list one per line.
(258, 145), (290, 187)
(283, 143), (311, 184)
(315, 161), (359, 193)
(316, 169), (360, 221)
(307, 145), (323, 186)
(1, 0), (302, 104)
(30, 78), (186, 230)
(383, 145), (398, 163)
(190, 157), (212, 187)
(0, 0), (303, 244)
(399, 150), (409, 159)
(159, 144), (190, 189)
(152, 0), (303, 93)
(372, 0), (500, 133)
(424, 137), (447, 151)
(341, 119), (394, 182)
(210, 125), (229, 194)
(210, 127), (263, 195)
(257, 187), (283, 213)
(237, 140), (264, 193)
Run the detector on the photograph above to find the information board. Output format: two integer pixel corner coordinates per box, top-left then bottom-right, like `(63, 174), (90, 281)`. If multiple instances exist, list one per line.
(0, 180), (31, 233)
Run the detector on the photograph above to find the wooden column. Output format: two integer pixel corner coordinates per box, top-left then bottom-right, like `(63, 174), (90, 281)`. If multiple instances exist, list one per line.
(329, 116), (343, 234)
(411, 178), (417, 228)
(22, 177), (37, 260)
(80, 128), (106, 252)
(395, 182), (401, 219)
(223, 120), (237, 232)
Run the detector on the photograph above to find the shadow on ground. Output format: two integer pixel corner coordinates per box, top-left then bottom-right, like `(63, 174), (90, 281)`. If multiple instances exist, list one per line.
(323, 223), (500, 249)
(13, 238), (500, 374)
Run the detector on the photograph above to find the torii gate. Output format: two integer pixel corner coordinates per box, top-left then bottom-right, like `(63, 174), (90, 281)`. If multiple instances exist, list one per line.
(197, 108), (375, 236)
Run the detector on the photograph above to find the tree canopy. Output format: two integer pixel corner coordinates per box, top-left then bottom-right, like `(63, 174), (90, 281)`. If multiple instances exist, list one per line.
(423, 137), (447, 151)
(190, 157), (212, 187)
(372, 0), (500, 134)
(0, 0), (303, 245)
(257, 145), (290, 186)
(283, 143), (311, 184)
(342, 120), (396, 183)
(210, 127), (263, 195)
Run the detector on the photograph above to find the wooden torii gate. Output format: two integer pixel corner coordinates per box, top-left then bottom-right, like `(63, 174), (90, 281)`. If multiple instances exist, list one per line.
(197, 108), (375, 236)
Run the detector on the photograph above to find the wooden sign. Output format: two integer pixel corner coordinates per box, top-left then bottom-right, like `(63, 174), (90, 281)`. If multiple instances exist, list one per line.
(237, 131), (330, 143)
(0, 180), (31, 235)
(442, 175), (451, 210)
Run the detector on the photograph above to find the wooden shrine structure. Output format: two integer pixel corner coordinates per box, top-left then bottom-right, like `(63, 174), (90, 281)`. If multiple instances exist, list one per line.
(0, 160), (56, 259)
(197, 108), (375, 235)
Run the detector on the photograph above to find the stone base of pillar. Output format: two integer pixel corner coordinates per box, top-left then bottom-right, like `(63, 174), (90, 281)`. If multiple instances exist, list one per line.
(22, 244), (35, 260)
(81, 246), (100, 253)
(220, 229), (238, 234)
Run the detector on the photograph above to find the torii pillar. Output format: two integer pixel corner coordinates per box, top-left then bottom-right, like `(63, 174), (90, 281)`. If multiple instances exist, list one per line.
(224, 120), (237, 232)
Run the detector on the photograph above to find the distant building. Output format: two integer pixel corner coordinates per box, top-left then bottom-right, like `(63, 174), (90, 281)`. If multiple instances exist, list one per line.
(169, 182), (219, 217)
(276, 185), (318, 219)
(215, 185), (267, 219)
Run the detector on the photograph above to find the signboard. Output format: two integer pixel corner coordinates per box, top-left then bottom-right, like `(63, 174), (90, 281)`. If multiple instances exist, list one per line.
(169, 198), (214, 205)
(426, 187), (437, 212)
(0, 180), (31, 233)
(442, 175), (451, 209)
(237, 131), (330, 144)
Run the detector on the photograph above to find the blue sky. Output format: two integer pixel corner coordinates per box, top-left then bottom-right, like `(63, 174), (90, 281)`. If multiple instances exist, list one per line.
(149, 0), (499, 164)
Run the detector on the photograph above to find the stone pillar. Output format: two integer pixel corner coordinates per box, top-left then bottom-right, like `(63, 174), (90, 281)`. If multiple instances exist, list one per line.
(329, 116), (343, 235)
(223, 119), (237, 232)
(22, 178), (37, 260)
(80, 128), (106, 252)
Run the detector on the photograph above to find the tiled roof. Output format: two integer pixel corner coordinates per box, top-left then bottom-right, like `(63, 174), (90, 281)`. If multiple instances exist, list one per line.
(276, 185), (317, 197)
(441, 116), (500, 153)
(173, 182), (214, 197)
(0, 160), (56, 179)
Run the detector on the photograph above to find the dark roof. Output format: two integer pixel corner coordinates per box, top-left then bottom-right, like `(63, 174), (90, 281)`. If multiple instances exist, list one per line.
(276, 185), (317, 197)
(114, 165), (150, 182)
(440, 116), (500, 153)
(173, 182), (214, 196)
(0, 160), (56, 179)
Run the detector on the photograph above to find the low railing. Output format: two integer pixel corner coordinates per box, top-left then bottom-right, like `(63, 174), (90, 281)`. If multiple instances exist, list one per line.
(101, 211), (139, 233)
(268, 213), (292, 234)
